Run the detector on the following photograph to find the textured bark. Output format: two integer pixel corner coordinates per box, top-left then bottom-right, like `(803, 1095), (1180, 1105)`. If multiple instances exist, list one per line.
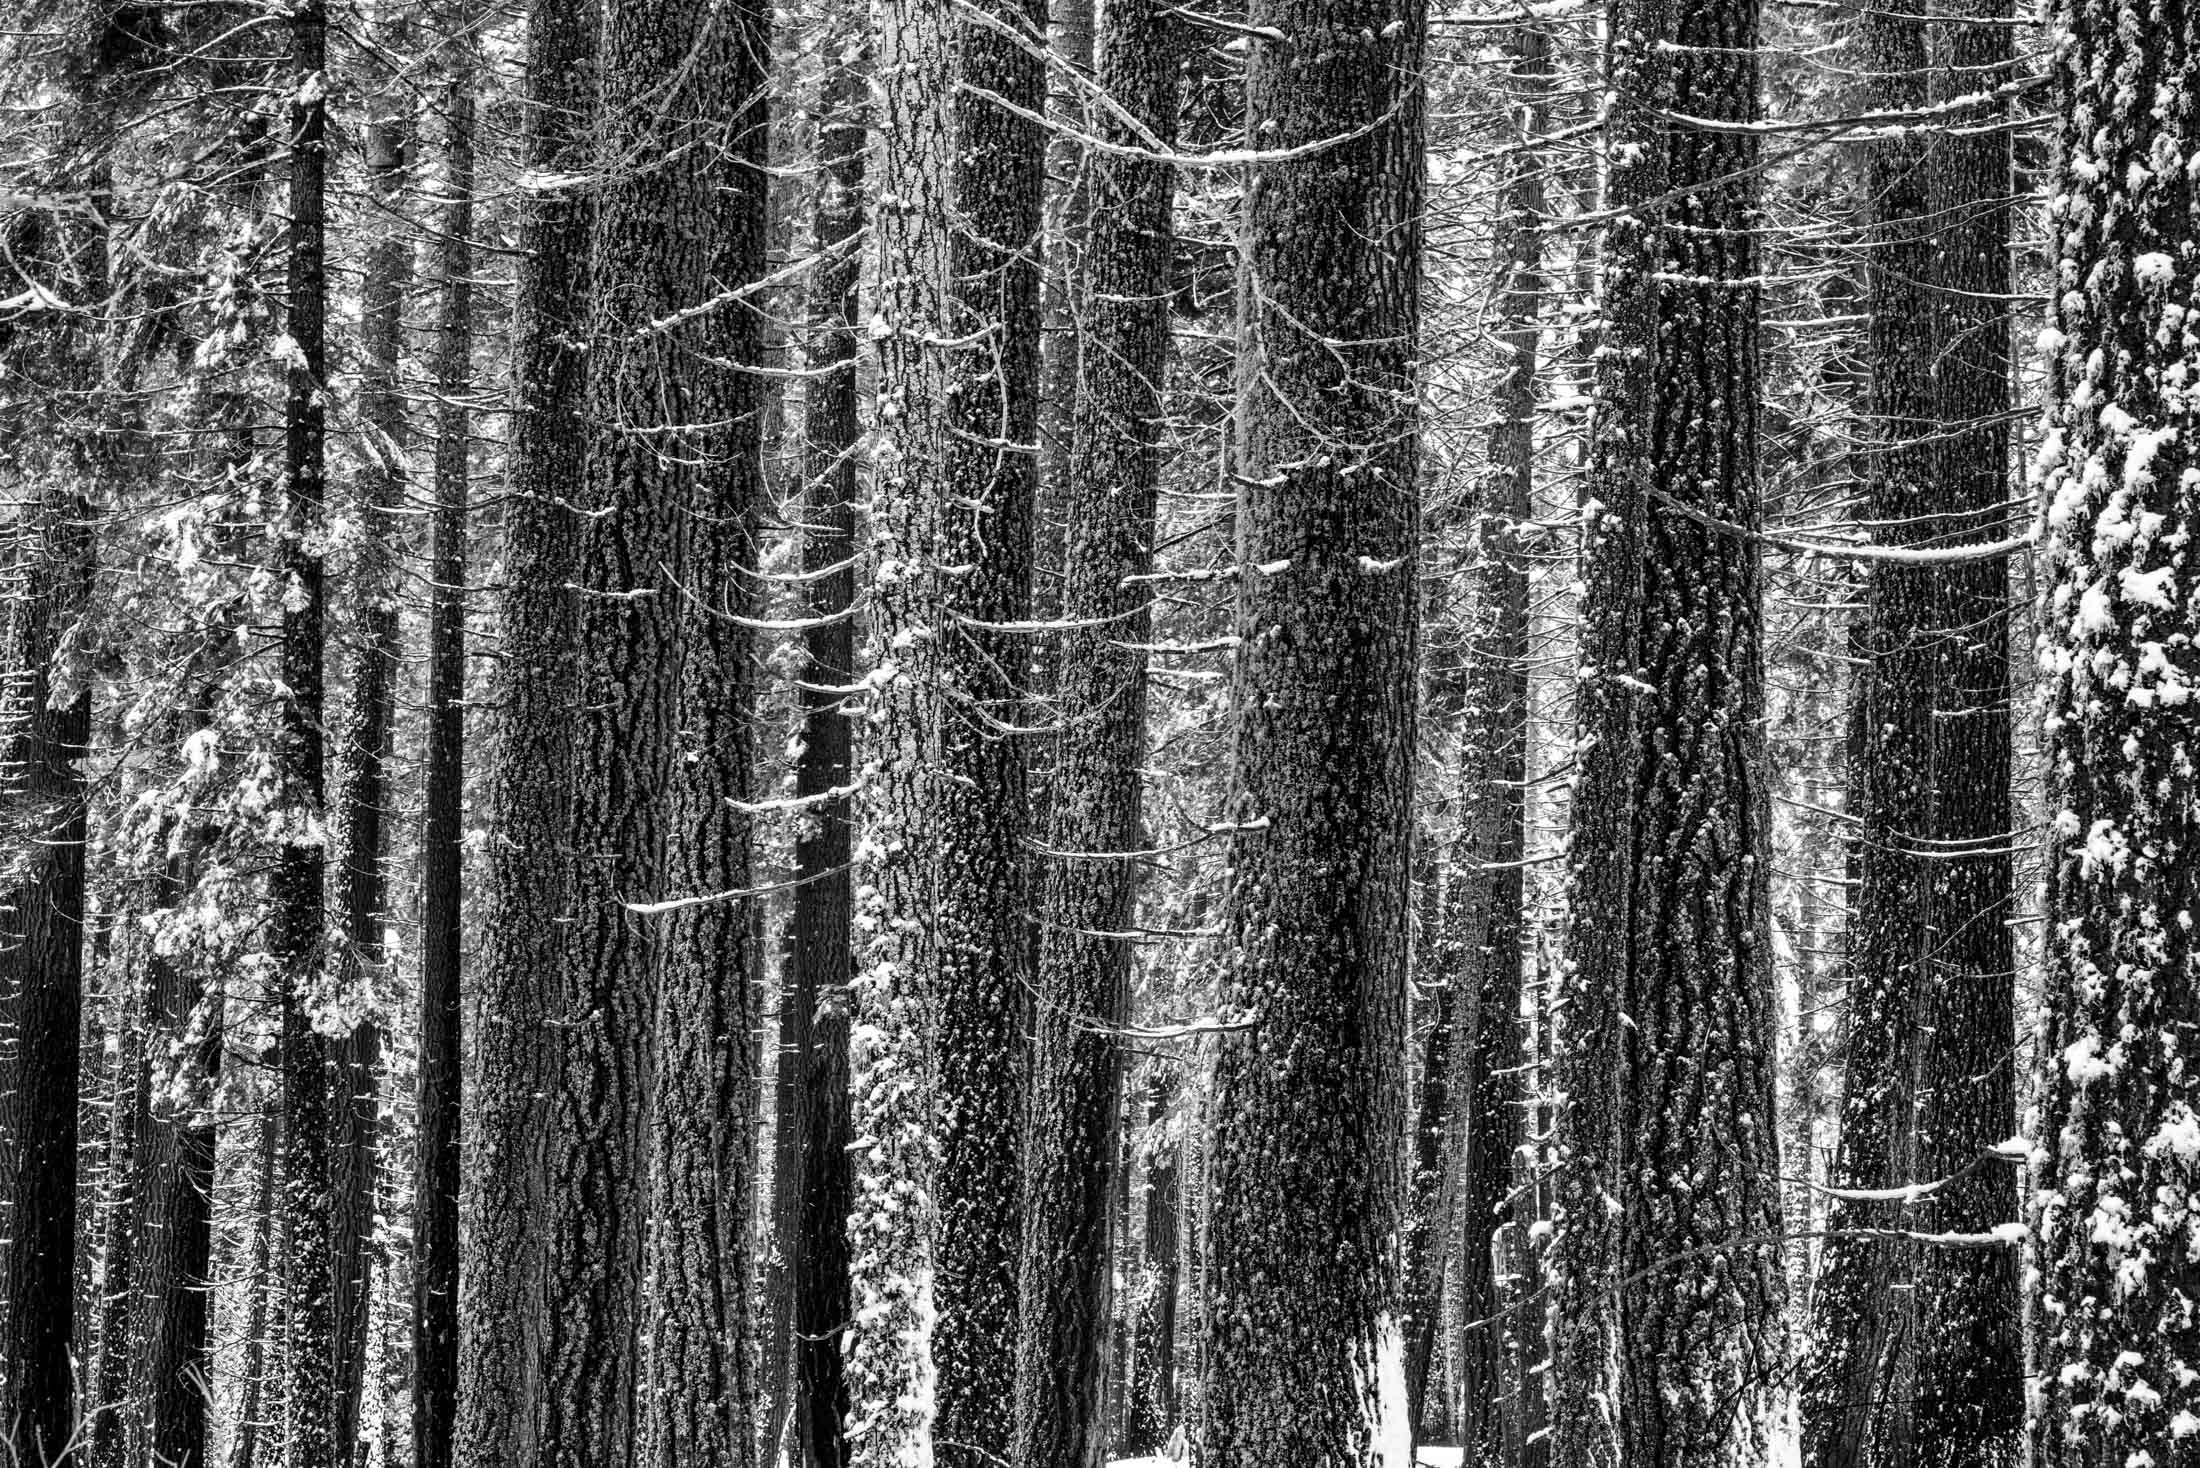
(228, 1108), (281, 1468)
(1548, 0), (1783, 1459)
(1011, 2), (1177, 1461)
(452, 1), (594, 1464)
(332, 49), (411, 1464)
(90, 985), (145, 1468)
(1800, 2), (2019, 1464)
(274, 4), (336, 1465)
(846, 0), (1044, 1456)
(1195, 0), (1423, 1455)
(2029, 0), (2200, 1459)
(0, 46), (104, 1468)
(414, 13), (473, 1468)
(128, 852), (224, 1468)
(642, 3), (772, 1466)
(784, 26), (864, 1468)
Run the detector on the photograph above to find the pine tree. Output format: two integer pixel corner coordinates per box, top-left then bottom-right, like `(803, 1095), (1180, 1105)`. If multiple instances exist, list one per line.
(1801, 0), (2020, 1460)
(273, 1), (337, 1462)
(2030, 0), (2200, 1456)
(644, 2), (773, 1464)
(846, 0), (1045, 1453)
(453, 0), (595, 1462)
(413, 9), (474, 1468)
(1549, 0), (1784, 1458)
(783, 17), (866, 1467)
(1194, 0), (1425, 1457)
(1011, 0), (1179, 1458)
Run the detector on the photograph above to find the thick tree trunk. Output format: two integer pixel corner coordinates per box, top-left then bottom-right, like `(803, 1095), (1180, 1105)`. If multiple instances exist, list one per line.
(274, 3), (336, 1465)
(1801, 3), (2019, 1463)
(332, 53), (411, 1465)
(846, 0), (1045, 1456)
(414, 13), (474, 1468)
(2030, 0), (2200, 1458)
(643, 3), (772, 1466)
(784, 25), (865, 1468)
(451, 0), (594, 1462)
(1549, 0), (1783, 1460)
(1011, 2), (1178, 1464)
(1195, 0), (1424, 1456)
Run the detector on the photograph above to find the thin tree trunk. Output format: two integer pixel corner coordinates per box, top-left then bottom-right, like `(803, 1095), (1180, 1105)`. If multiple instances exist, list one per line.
(784, 23), (864, 1468)
(1195, 0), (1424, 1454)
(451, 0), (595, 1462)
(1549, 0), (1782, 1459)
(1010, 0), (1178, 1462)
(333, 43), (411, 1465)
(230, 1107), (283, 1468)
(413, 13), (474, 1468)
(274, 2), (336, 1464)
(2029, 0), (2200, 1457)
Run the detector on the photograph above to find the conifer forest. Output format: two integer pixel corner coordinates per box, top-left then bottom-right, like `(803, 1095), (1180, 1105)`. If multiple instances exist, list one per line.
(10, 0), (2200, 1462)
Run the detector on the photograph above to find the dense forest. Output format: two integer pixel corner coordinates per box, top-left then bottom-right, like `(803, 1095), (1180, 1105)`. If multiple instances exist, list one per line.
(0, 0), (2192, 1463)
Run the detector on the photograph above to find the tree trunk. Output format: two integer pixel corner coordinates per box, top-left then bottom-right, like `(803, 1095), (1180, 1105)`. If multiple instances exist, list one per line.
(1010, 1), (1178, 1464)
(230, 1106), (283, 1468)
(333, 45), (411, 1464)
(784, 23), (865, 1468)
(1802, 2), (2019, 1463)
(0, 68), (104, 1468)
(1195, 0), (1424, 1455)
(451, 0), (595, 1461)
(2029, 0), (2200, 1458)
(274, 2), (336, 1464)
(846, 0), (1045, 1455)
(643, 2), (772, 1465)
(129, 845), (225, 1468)
(1549, 0), (1782, 1459)
(414, 12), (474, 1468)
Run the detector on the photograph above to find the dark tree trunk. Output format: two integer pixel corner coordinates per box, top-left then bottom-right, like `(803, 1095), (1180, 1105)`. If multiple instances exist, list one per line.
(274, 2), (336, 1464)
(0, 75), (104, 1468)
(332, 50), (411, 1465)
(451, 0), (595, 1462)
(413, 13), (474, 1468)
(2029, 0), (2200, 1458)
(1549, 0), (1783, 1459)
(1195, 0), (1424, 1454)
(784, 23), (864, 1468)
(845, 0), (1045, 1455)
(1010, 0), (1178, 1463)
(643, 2), (773, 1465)
(1802, 1), (2019, 1463)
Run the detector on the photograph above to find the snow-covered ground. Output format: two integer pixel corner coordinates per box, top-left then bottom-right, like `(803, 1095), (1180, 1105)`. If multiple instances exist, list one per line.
(1109, 1455), (1462, 1468)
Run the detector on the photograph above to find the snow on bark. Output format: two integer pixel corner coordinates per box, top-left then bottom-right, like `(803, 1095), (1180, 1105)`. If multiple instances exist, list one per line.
(2030, 0), (2200, 1461)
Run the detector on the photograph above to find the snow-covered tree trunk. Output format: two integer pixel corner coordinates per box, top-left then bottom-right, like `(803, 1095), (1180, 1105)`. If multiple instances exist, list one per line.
(1194, 0), (1424, 1456)
(453, 0), (596, 1462)
(1549, 0), (1784, 1457)
(846, 0), (1044, 1454)
(1011, 0), (1179, 1460)
(2030, 0), (2200, 1458)
(782, 18), (865, 1468)
(332, 40), (411, 1459)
